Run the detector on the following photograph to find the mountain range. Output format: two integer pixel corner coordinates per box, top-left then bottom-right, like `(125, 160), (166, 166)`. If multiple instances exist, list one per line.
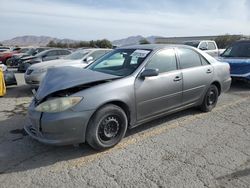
(0, 35), (162, 47)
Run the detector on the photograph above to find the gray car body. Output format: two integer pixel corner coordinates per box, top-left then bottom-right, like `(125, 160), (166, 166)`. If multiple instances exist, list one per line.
(25, 44), (231, 145)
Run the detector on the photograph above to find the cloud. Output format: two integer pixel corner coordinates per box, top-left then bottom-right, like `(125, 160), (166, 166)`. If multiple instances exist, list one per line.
(0, 0), (249, 41)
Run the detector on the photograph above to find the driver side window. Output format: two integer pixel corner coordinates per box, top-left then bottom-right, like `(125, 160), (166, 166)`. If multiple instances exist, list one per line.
(146, 49), (177, 74)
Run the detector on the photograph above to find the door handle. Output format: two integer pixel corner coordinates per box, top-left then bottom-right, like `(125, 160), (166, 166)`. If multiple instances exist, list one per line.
(206, 69), (212, 74)
(173, 76), (182, 82)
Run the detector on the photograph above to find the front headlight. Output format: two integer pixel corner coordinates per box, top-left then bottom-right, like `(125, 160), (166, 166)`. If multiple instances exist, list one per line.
(35, 97), (83, 113)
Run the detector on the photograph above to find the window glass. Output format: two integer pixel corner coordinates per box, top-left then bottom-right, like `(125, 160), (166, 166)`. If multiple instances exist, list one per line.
(60, 50), (71, 55)
(199, 42), (207, 50)
(90, 51), (108, 60)
(179, 48), (202, 69)
(94, 52), (125, 68)
(200, 56), (210, 65)
(47, 50), (57, 56)
(221, 42), (250, 58)
(207, 42), (216, 50)
(146, 49), (177, 73)
(89, 49), (151, 76)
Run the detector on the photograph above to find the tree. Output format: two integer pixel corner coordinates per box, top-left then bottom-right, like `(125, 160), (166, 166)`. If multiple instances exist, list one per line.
(215, 35), (242, 48)
(139, 38), (150, 44)
(47, 40), (57, 47)
(46, 39), (113, 49)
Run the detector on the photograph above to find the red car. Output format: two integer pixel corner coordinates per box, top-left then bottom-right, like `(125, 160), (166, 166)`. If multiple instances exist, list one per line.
(0, 47), (21, 65)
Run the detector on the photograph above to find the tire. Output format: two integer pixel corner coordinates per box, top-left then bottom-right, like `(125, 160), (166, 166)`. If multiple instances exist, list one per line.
(86, 104), (128, 150)
(200, 85), (219, 112)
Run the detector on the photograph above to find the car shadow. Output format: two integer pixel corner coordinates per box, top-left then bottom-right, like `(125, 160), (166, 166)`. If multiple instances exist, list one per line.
(0, 81), (248, 175)
(5, 84), (33, 98)
(0, 106), (201, 175)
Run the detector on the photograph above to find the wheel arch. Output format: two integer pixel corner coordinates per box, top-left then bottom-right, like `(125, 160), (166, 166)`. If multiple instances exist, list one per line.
(84, 100), (132, 139)
(211, 81), (221, 96)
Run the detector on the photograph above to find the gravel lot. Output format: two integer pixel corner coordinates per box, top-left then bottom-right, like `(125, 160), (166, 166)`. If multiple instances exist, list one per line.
(0, 71), (250, 188)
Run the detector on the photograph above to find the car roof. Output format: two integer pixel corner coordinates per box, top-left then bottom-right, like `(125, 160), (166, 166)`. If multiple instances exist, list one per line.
(233, 40), (250, 44)
(118, 44), (194, 51)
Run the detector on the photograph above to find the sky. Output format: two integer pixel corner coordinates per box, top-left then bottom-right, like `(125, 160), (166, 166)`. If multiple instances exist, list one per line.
(0, 0), (249, 41)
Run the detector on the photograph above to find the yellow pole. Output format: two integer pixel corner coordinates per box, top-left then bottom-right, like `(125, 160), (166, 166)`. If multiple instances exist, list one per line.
(0, 67), (6, 97)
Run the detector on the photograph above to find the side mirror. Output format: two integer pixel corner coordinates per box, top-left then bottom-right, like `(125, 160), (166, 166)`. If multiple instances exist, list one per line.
(84, 56), (94, 63)
(199, 47), (208, 50)
(140, 68), (159, 78)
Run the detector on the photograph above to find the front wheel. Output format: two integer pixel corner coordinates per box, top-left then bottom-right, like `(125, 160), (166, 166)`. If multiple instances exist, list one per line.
(86, 104), (128, 150)
(200, 85), (219, 112)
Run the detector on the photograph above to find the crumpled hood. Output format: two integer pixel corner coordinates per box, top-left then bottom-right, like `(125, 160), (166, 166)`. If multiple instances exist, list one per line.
(30, 59), (72, 69)
(36, 67), (120, 100)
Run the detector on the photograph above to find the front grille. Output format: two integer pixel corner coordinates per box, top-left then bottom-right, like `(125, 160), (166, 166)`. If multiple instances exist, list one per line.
(26, 69), (33, 75)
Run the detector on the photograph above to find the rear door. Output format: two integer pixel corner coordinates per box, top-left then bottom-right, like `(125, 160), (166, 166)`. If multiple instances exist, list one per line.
(135, 48), (183, 121)
(177, 48), (213, 105)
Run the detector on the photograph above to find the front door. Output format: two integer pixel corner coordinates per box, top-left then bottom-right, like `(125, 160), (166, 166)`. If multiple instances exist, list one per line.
(135, 48), (183, 121)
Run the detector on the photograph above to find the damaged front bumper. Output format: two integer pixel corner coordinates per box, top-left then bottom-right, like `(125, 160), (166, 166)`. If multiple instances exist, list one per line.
(24, 100), (95, 145)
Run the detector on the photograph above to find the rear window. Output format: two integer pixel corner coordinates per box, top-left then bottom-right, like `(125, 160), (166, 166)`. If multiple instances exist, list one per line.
(221, 42), (250, 58)
(178, 48), (202, 69)
(207, 42), (216, 50)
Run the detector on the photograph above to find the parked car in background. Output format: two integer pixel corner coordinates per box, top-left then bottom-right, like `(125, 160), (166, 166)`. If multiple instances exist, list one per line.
(9, 47), (50, 67)
(25, 48), (111, 88)
(218, 40), (250, 86)
(25, 44), (231, 150)
(184, 40), (224, 57)
(0, 64), (17, 86)
(0, 47), (21, 64)
(18, 49), (71, 72)
(0, 47), (11, 53)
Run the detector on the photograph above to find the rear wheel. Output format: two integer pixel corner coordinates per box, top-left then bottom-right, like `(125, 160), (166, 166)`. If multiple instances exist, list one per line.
(86, 104), (128, 150)
(200, 85), (219, 112)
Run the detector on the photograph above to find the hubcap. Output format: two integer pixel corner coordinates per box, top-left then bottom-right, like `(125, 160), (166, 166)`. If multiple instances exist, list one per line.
(207, 90), (216, 106)
(98, 116), (120, 141)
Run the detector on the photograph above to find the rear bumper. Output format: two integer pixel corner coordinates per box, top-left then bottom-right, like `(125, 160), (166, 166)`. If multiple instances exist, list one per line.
(231, 73), (250, 81)
(221, 77), (232, 93)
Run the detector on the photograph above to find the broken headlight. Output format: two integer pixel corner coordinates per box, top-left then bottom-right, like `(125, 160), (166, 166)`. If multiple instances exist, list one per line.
(35, 97), (83, 113)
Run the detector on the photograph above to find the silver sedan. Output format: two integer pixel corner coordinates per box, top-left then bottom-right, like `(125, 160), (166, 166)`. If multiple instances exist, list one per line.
(25, 44), (231, 150)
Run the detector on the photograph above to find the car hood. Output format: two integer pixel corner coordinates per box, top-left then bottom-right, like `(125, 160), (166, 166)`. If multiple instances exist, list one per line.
(217, 57), (250, 75)
(30, 59), (72, 69)
(36, 67), (120, 100)
(54, 59), (83, 67)
(217, 57), (250, 65)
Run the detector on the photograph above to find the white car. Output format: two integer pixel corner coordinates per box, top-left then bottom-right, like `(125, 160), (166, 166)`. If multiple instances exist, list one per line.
(24, 48), (111, 88)
(0, 64), (7, 71)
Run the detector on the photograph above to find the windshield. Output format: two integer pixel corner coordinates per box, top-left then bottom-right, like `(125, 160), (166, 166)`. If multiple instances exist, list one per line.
(20, 48), (30, 53)
(221, 42), (250, 58)
(184, 41), (200, 48)
(26, 48), (36, 55)
(63, 50), (90, 60)
(88, 49), (151, 76)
